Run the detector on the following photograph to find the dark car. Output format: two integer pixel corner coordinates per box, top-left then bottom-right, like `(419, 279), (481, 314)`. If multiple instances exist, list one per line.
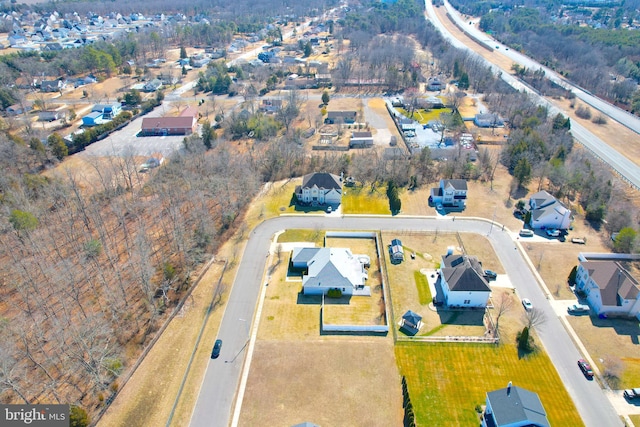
(624, 388), (640, 400)
(484, 270), (497, 281)
(578, 359), (594, 379)
(211, 339), (222, 359)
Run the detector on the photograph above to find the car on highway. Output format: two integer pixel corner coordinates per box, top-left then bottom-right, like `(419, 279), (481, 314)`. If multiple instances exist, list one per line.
(578, 359), (594, 379)
(211, 339), (222, 359)
(521, 298), (533, 311)
(484, 270), (497, 281)
(624, 388), (640, 400)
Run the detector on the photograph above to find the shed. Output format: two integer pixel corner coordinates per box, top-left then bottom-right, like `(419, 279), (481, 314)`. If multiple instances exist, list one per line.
(400, 310), (423, 335)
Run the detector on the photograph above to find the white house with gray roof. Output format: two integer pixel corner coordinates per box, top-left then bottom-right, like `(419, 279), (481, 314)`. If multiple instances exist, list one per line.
(295, 172), (342, 207)
(292, 247), (369, 296)
(483, 384), (550, 427)
(429, 179), (467, 209)
(439, 253), (491, 307)
(526, 190), (571, 230)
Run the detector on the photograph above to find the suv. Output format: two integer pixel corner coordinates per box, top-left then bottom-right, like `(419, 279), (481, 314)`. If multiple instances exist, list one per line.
(484, 270), (497, 281)
(519, 229), (534, 237)
(211, 339), (222, 359)
(578, 359), (594, 379)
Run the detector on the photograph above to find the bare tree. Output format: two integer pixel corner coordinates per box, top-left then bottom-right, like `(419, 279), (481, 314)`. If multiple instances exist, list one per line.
(522, 307), (546, 329)
(493, 291), (514, 334)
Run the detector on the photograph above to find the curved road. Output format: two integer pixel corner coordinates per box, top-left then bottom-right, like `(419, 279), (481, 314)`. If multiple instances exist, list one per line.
(425, 0), (640, 189)
(189, 215), (620, 427)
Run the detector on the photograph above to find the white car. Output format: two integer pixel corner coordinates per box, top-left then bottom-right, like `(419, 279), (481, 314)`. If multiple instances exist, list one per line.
(522, 298), (533, 311)
(546, 229), (561, 237)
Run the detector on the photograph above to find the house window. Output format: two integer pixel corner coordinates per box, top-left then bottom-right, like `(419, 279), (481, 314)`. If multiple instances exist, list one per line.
(464, 299), (470, 304)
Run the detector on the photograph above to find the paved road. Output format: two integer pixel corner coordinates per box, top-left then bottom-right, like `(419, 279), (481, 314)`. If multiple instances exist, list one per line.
(442, 1), (640, 136)
(425, 0), (640, 189)
(189, 215), (621, 427)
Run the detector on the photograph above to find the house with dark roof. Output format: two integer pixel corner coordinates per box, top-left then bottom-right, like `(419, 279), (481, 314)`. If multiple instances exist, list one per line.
(324, 110), (357, 124)
(474, 113), (504, 128)
(92, 103), (121, 120)
(259, 98), (283, 114)
(426, 76), (445, 91)
(575, 259), (640, 318)
(295, 172), (342, 206)
(526, 190), (571, 230)
(482, 384), (550, 427)
(429, 179), (468, 209)
(439, 252), (491, 307)
(400, 310), (422, 335)
(349, 131), (373, 148)
(292, 247), (369, 296)
(389, 239), (404, 263)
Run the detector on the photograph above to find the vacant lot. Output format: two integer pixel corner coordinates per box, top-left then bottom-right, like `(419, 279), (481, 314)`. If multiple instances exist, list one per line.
(396, 342), (584, 426)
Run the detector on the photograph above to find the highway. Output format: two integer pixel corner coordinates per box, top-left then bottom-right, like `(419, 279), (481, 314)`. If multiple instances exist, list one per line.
(442, 1), (640, 136)
(189, 215), (621, 427)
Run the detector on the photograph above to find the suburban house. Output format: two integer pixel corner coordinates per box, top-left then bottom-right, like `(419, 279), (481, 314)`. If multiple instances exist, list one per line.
(6, 103), (32, 115)
(575, 259), (640, 318)
(429, 179), (468, 209)
(295, 172), (342, 206)
(143, 78), (163, 92)
(349, 131), (374, 148)
(438, 252), (491, 307)
(482, 384), (550, 427)
(40, 79), (66, 92)
(292, 247), (369, 296)
(389, 239), (404, 263)
(259, 99), (283, 114)
(400, 310), (422, 335)
(92, 103), (121, 120)
(82, 111), (104, 127)
(324, 110), (357, 124)
(38, 110), (66, 122)
(140, 107), (196, 136)
(526, 190), (572, 230)
(474, 113), (504, 128)
(426, 76), (445, 91)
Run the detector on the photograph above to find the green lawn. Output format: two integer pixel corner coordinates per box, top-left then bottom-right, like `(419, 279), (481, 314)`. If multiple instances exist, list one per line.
(414, 270), (432, 305)
(343, 185), (390, 215)
(276, 229), (324, 245)
(396, 107), (453, 125)
(396, 342), (584, 427)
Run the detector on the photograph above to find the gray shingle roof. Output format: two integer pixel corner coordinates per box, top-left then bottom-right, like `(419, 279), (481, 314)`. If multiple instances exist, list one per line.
(442, 179), (467, 191)
(581, 260), (639, 306)
(487, 386), (550, 427)
(301, 172), (342, 190)
(441, 254), (490, 292)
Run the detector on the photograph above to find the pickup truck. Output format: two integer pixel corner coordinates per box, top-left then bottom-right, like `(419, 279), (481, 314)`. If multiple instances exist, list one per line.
(624, 388), (640, 400)
(567, 304), (590, 315)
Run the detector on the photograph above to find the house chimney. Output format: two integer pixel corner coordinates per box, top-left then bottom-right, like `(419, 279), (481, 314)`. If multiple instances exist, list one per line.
(507, 381), (512, 396)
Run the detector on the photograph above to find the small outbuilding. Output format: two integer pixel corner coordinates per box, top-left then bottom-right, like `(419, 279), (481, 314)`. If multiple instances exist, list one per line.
(400, 310), (423, 335)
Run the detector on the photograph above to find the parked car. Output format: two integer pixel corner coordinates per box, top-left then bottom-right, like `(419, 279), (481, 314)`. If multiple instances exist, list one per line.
(578, 359), (594, 379)
(571, 237), (586, 244)
(436, 203), (443, 211)
(326, 205), (332, 213)
(521, 298), (533, 311)
(546, 229), (561, 237)
(484, 270), (497, 281)
(624, 388), (640, 400)
(519, 229), (534, 237)
(211, 339), (222, 359)
(567, 304), (590, 315)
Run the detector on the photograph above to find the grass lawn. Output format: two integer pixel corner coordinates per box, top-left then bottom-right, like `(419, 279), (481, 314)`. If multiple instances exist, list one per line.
(343, 184), (390, 214)
(395, 342), (584, 427)
(414, 270), (432, 305)
(396, 107), (453, 125)
(276, 229), (324, 245)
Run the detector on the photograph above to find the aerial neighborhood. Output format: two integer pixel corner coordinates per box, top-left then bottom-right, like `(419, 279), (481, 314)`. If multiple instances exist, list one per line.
(1, 0), (640, 426)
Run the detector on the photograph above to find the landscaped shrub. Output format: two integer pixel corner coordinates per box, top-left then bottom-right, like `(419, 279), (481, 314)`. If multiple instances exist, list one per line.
(575, 105), (592, 119)
(327, 288), (342, 298)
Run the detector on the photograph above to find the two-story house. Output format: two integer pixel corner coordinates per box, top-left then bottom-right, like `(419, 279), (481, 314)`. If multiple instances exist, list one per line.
(295, 173), (342, 207)
(526, 190), (571, 230)
(438, 252), (491, 308)
(429, 179), (468, 209)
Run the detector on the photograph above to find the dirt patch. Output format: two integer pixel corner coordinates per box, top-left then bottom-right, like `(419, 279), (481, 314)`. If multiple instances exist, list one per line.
(239, 340), (403, 427)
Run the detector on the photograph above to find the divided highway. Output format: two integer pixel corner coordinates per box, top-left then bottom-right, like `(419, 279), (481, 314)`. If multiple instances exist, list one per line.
(189, 215), (620, 427)
(425, 0), (640, 189)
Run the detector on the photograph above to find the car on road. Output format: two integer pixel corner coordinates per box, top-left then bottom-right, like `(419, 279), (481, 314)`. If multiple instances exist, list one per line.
(521, 298), (533, 311)
(567, 304), (590, 315)
(578, 359), (594, 379)
(211, 339), (222, 359)
(624, 388), (640, 400)
(546, 229), (561, 237)
(519, 229), (534, 237)
(484, 270), (497, 281)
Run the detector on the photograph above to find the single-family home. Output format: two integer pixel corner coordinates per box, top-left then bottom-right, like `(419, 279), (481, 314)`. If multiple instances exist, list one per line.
(482, 384), (550, 427)
(474, 113), (504, 128)
(389, 239), (404, 263)
(324, 111), (357, 124)
(82, 111), (104, 127)
(438, 252), (491, 307)
(259, 99), (283, 114)
(292, 247), (369, 296)
(349, 131), (373, 148)
(526, 190), (571, 230)
(295, 172), (342, 206)
(143, 78), (163, 92)
(429, 179), (468, 210)
(575, 259), (640, 318)
(426, 76), (445, 91)
(38, 110), (66, 122)
(400, 310), (422, 335)
(5, 103), (32, 116)
(40, 79), (66, 92)
(92, 103), (121, 120)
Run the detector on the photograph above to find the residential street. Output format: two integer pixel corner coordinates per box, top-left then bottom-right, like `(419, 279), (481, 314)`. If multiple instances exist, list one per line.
(189, 215), (621, 427)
